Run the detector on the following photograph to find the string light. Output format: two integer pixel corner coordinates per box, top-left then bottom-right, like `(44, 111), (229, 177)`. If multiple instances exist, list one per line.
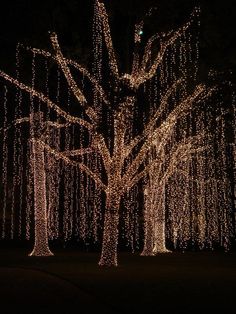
(0, 1), (234, 266)
(1, 86), (8, 239)
(28, 113), (54, 256)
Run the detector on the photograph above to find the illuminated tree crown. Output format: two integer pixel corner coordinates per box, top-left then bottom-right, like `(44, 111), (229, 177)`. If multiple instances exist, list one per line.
(0, 1), (234, 266)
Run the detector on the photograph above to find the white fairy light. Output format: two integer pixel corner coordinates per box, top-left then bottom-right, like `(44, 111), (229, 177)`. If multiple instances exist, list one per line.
(28, 112), (54, 256)
(1, 86), (8, 239)
(0, 1), (233, 266)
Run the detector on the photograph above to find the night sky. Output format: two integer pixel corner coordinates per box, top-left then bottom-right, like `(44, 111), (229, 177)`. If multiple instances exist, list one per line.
(0, 0), (236, 81)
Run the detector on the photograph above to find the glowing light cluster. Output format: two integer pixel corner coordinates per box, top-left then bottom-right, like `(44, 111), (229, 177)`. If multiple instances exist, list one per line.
(0, 1), (234, 267)
(29, 134), (53, 256)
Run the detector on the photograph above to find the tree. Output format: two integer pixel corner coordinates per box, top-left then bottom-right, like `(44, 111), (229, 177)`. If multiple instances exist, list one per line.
(0, 0), (214, 266)
(141, 108), (213, 255)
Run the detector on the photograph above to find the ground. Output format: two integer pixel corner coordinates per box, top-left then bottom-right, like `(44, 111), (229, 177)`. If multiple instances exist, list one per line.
(0, 248), (236, 313)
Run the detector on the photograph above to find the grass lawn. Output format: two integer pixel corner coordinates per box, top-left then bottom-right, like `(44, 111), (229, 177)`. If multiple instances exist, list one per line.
(0, 248), (236, 313)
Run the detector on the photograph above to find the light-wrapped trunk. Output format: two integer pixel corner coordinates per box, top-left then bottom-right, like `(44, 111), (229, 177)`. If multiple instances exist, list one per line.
(29, 114), (53, 257)
(141, 188), (155, 255)
(142, 186), (170, 255)
(153, 189), (171, 253)
(99, 193), (120, 266)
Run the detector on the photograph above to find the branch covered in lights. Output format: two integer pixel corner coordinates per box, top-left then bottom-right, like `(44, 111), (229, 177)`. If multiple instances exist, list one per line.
(0, 117), (30, 133)
(42, 140), (107, 190)
(27, 47), (110, 106)
(96, 0), (119, 79)
(0, 70), (93, 130)
(123, 84), (214, 191)
(0, 1), (225, 266)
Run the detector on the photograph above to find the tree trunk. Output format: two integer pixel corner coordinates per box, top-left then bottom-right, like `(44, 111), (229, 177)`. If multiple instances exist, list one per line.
(99, 194), (120, 266)
(141, 186), (171, 256)
(153, 189), (171, 254)
(153, 220), (170, 254)
(141, 188), (155, 256)
(29, 138), (53, 256)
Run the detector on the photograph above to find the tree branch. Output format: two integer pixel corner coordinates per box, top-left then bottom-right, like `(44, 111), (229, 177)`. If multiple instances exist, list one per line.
(0, 70), (93, 130)
(28, 47), (109, 106)
(159, 142), (211, 187)
(96, 0), (119, 78)
(125, 158), (161, 191)
(50, 33), (87, 104)
(50, 33), (101, 126)
(93, 133), (111, 173)
(0, 117), (30, 133)
(42, 140), (107, 190)
(122, 119), (174, 188)
(155, 85), (216, 141)
(125, 78), (183, 156)
(46, 121), (71, 129)
(137, 10), (197, 87)
(122, 82), (214, 189)
(64, 147), (94, 156)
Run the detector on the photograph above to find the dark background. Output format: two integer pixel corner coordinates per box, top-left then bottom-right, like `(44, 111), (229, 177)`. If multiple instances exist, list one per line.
(0, 0), (236, 81)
